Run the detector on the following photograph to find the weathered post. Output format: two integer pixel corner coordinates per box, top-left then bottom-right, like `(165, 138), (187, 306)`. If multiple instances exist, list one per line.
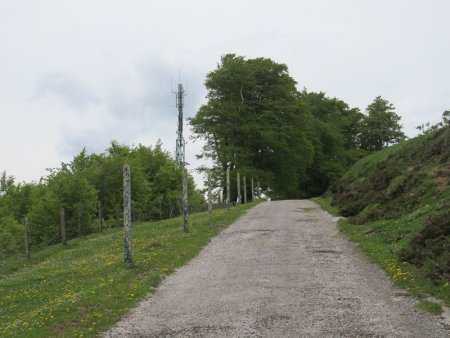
(237, 172), (241, 204)
(182, 167), (189, 232)
(24, 216), (30, 260)
(123, 165), (133, 266)
(226, 167), (230, 211)
(208, 168), (212, 219)
(251, 177), (254, 201)
(98, 201), (104, 233)
(243, 176), (247, 204)
(77, 204), (83, 236)
(60, 207), (66, 245)
(257, 181), (261, 199)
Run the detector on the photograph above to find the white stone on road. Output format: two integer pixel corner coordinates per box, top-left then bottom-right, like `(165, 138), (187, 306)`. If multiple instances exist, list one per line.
(105, 200), (449, 337)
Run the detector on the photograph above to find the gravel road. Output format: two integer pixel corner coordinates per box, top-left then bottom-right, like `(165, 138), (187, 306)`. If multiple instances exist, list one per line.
(105, 200), (449, 337)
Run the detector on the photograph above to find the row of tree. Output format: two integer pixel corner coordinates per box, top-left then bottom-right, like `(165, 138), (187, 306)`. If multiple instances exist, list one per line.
(190, 54), (406, 199)
(0, 142), (205, 257)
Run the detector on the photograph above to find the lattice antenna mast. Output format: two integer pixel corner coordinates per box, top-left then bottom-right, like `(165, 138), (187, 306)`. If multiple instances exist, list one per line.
(174, 83), (186, 168)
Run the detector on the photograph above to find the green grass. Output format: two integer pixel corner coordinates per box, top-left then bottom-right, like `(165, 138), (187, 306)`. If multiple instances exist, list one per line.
(316, 197), (450, 307)
(0, 202), (260, 337)
(416, 300), (444, 315)
(312, 196), (339, 216)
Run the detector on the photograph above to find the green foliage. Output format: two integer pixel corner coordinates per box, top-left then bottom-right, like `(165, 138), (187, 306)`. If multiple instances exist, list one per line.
(359, 96), (406, 151)
(0, 141), (205, 256)
(190, 54), (366, 198)
(0, 202), (258, 337)
(416, 300), (444, 315)
(0, 216), (22, 258)
(0, 171), (14, 193)
(400, 210), (450, 282)
(191, 54), (314, 199)
(327, 126), (450, 304)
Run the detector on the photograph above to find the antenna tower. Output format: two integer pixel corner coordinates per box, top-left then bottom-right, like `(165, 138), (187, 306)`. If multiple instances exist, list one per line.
(173, 81), (189, 232)
(175, 83), (186, 167)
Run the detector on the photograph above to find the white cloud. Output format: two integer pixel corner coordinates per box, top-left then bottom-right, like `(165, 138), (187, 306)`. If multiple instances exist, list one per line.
(1, 0), (449, 186)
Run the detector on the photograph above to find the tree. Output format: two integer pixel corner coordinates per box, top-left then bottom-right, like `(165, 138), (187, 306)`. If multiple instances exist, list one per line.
(359, 96), (406, 151)
(190, 54), (315, 198)
(0, 171), (14, 193)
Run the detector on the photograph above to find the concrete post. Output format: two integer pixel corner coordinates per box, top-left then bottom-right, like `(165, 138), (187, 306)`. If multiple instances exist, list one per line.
(243, 176), (247, 204)
(237, 172), (241, 204)
(226, 167), (230, 211)
(182, 167), (189, 232)
(208, 169), (212, 219)
(251, 177), (254, 201)
(123, 165), (133, 266)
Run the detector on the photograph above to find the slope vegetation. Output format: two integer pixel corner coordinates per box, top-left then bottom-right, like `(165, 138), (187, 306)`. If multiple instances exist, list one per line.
(327, 126), (450, 303)
(0, 203), (257, 337)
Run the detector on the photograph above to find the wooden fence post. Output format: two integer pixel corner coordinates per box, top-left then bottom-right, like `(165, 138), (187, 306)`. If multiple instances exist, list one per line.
(208, 169), (212, 219)
(123, 165), (133, 266)
(60, 207), (66, 245)
(24, 216), (30, 260)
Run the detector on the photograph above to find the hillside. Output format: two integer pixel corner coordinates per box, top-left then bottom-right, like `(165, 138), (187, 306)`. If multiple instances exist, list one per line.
(325, 126), (450, 304)
(0, 203), (256, 337)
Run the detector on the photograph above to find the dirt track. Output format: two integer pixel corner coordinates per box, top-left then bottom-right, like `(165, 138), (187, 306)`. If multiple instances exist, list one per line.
(105, 200), (449, 337)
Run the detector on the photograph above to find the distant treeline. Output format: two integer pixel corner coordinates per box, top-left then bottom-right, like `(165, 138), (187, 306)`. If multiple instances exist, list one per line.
(0, 142), (205, 257)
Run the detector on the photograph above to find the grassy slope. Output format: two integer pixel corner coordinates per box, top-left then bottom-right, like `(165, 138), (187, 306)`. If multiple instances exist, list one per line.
(0, 202), (259, 337)
(319, 127), (450, 308)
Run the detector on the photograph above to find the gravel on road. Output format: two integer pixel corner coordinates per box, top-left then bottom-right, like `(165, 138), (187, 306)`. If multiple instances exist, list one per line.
(105, 200), (449, 337)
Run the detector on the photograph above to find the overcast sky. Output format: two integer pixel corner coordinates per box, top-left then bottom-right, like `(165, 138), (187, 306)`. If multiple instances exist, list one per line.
(1, 0), (449, 187)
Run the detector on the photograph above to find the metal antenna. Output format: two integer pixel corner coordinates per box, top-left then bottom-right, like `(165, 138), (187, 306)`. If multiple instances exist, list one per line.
(173, 82), (186, 167)
(172, 79), (189, 231)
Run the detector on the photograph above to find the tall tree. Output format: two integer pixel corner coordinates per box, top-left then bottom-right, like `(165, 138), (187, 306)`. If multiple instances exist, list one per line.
(0, 171), (14, 192)
(190, 54), (314, 198)
(359, 96), (406, 151)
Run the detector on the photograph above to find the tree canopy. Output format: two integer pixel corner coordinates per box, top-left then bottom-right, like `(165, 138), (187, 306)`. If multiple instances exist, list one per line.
(0, 142), (205, 257)
(359, 96), (406, 151)
(190, 54), (374, 199)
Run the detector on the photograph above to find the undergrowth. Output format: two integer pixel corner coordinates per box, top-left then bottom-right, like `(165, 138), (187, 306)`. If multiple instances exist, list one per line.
(319, 127), (450, 307)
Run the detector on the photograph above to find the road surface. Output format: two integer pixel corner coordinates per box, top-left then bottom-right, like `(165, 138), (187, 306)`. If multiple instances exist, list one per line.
(105, 200), (449, 337)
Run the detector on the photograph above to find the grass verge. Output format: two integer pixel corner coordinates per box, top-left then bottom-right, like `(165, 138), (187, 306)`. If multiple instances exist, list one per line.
(0, 202), (260, 337)
(315, 196), (450, 309)
(416, 300), (444, 315)
(312, 196), (339, 216)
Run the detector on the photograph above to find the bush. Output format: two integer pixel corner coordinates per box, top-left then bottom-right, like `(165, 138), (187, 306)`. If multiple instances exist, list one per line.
(400, 211), (450, 282)
(0, 216), (23, 257)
